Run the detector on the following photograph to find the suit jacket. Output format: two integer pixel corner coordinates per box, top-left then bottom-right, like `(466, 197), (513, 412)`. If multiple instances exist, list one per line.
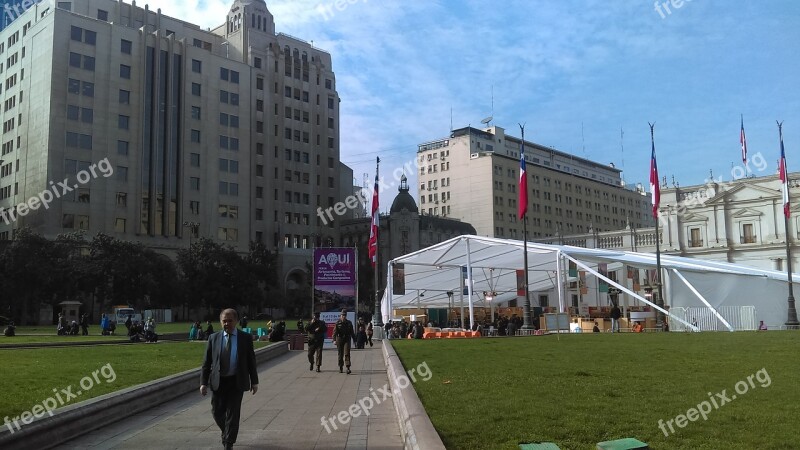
(201, 329), (258, 392)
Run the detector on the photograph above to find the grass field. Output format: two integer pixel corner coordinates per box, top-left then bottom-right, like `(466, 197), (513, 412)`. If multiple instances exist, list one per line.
(392, 332), (800, 450)
(0, 340), (271, 419)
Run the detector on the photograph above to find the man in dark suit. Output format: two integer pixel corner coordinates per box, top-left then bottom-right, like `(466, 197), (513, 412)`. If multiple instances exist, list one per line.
(200, 309), (259, 450)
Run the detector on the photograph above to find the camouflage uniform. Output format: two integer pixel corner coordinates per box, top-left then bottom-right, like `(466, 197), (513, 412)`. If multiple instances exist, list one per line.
(332, 311), (355, 374)
(306, 316), (327, 372)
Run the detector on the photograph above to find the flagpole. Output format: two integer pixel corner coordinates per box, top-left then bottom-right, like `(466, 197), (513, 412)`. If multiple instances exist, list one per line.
(372, 157), (384, 327)
(650, 123), (665, 328)
(520, 124), (533, 329)
(778, 122), (799, 328)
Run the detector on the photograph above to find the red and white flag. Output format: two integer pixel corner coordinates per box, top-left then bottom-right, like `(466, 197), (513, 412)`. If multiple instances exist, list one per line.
(368, 160), (380, 266)
(518, 137), (528, 219)
(779, 125), (790, 219)
(649, 124), (660, 219)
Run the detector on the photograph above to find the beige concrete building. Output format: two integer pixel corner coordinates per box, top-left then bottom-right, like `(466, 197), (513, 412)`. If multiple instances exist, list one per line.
(417, 125), (653, 239)
(0, 0), (350, 295)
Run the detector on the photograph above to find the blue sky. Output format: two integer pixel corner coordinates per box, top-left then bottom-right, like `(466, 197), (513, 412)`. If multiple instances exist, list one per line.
(148, 0), (800, 210)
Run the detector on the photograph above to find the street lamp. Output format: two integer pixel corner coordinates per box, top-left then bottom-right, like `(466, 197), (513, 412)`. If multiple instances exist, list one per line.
(183, 221), (199, 246)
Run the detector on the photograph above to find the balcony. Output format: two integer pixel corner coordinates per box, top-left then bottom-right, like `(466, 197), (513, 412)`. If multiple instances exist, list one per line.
(688, 239), (704, 248)
(740, 235), (757, 244)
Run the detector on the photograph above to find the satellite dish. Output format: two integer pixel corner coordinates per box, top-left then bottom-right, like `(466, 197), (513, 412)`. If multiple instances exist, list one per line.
(481, 116), (493, 125)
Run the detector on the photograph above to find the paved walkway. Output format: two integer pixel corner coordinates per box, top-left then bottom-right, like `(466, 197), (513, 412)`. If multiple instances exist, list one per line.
(55, 344), (404, 450)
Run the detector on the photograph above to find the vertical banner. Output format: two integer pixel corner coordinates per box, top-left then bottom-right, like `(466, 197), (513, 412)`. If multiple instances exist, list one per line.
(462, 266), (470, 296)
(598, 263), (609, 293)
(392, 263), (405, 295)
(314, 248), (357, 339)
(516, 269), (526, 296)
(579, 271), (588, 295)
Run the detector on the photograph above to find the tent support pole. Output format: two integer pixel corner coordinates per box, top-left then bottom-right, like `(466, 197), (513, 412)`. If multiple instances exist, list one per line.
(466, 238), (475, 330)
(670, 268), (734, 331)
(565, 254), (697, 331)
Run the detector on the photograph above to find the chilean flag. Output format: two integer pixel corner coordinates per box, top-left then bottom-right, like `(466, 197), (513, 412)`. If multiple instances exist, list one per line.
(518, 139), (528, 219)
(368, 171), (379, 266)
(740, 115), (748, 165)
(649, 138), (660, 219)
(779, 129), (790, 219)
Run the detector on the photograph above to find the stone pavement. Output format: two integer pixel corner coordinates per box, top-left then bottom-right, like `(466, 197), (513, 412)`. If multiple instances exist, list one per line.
(55, 344), (404, 450)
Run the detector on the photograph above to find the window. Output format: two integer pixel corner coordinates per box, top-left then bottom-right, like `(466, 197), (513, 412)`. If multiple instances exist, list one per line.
(190, 201), (200, 214)
(114, 218), (126, 233)
(116, 192), (127, 206)
(117, 166), (128, 181)
(117, 140), (128, 155)
(256, 77), (263, 90)
(689, 228), (702, 247)
(254, 57), (262, 68)
(191, 83), (201, 96)
(741, 223), (756, 244)
(192, 59), (201, 73)
(220, 67), (229, 81)
(190, 153), (200, 167)
(120, 64), (131, 79)
(118, 115), (129, 130)
(119, 89), (130, 104)
(190, 177), (200, 190)
(98, 9), (109, 21)
(191, 106), (201, 120)
(190, 129), (200, 143)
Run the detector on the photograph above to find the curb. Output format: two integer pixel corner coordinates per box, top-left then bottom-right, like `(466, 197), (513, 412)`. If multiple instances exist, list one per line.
(0, 342), (288, 449)
(382, 340), (446, 450)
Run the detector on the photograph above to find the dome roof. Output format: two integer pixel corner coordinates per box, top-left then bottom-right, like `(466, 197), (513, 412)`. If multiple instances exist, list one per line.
(389, 174), (418, 214)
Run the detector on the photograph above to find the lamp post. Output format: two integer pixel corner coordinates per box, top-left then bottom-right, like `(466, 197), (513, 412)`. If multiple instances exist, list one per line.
(183, 221), (199, 247)
(484, 291), (497, 323)
(446, 291), (453, 327)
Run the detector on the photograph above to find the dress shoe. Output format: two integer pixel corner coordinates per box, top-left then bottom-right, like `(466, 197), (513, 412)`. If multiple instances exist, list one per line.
(316, 367), (321, 372)
(339, 366), (343, 373)
(310, 362), (313, 371)
(346, 367), (351, 374)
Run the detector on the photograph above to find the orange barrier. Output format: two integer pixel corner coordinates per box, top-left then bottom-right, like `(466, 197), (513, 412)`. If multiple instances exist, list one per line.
(422, 330), (481, 339)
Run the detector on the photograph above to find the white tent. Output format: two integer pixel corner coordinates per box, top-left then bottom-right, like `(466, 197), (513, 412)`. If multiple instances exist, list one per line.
(381, 235), (798, 330)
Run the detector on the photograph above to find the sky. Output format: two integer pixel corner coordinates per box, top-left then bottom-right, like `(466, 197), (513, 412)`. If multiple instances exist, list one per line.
(144, 0), (800, 211)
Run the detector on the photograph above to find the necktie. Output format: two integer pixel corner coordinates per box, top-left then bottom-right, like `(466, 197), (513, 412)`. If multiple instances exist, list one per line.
(221, 333), (231, 374)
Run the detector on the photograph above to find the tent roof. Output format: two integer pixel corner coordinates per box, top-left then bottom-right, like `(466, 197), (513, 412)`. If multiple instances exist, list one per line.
(384, 234), (795, 308)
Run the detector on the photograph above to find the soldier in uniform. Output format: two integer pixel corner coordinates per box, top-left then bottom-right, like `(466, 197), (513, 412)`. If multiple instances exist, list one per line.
(332, 309), (355, 374)
(306, 312), (327, 372)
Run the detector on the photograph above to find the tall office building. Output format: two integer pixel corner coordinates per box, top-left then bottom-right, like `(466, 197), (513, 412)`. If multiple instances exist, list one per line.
(417, 126), (653, 239)
(0, 0), (348, 294)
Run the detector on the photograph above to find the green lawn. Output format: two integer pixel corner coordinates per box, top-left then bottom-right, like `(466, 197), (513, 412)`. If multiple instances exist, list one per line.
(0, 341), (271, 419)
(1, 335), (129, 344)
(392, 332), (800, 450)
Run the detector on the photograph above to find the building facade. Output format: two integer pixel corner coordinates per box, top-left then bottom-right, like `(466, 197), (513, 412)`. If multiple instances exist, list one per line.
(0, 0), (350, 294)
(536, 174), (800, 272)
(417, 125), (653, 240)
(339, 175), (476, 310)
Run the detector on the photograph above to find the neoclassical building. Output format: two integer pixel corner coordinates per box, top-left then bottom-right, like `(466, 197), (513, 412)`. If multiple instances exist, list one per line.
(536, 173), (800, 272)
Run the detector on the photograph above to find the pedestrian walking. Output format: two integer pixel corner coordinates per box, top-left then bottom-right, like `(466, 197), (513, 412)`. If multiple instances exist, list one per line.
(332, 309), (355, 374)
(306, 312), (327, 372)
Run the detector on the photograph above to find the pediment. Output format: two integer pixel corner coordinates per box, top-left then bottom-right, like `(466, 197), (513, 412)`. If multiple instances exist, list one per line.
(681, 212), (708, 223)
(730, 207), (764, 218)
(704, 182), (780, 205)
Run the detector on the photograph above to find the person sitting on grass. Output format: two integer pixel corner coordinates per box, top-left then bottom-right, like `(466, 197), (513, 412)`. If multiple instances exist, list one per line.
(4, 321), (15, 337)
(758, 320), (768, 331)
(592, 322), (600, 333)
(632, 321), (643, 333)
